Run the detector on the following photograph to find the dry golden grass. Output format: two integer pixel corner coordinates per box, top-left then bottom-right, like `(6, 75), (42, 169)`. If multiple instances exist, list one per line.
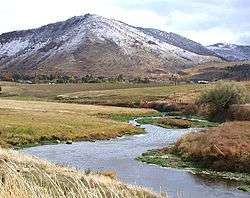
(173, 121), (250, 172)
(0, 148), (164, 198)
(228, 104), (250, 121)
(0, 99), (157, 147)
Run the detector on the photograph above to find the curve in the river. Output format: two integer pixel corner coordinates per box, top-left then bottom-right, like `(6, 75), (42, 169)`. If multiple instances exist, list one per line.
(23, 120), (250, 198)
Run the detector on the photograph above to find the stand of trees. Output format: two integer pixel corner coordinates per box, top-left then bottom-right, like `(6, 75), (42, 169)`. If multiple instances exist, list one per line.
(0, 73), (151, 84)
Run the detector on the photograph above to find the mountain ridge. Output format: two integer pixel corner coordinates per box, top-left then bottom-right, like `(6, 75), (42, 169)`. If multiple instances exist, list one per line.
(207, 42), (250, 61)
(0, 13), (222, 80)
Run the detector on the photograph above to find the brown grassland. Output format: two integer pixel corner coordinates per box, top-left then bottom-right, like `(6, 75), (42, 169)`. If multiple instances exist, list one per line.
(172, 121), (250, 172)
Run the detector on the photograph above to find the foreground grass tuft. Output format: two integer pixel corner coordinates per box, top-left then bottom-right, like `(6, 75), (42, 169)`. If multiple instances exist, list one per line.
(0, 148), (164, 198)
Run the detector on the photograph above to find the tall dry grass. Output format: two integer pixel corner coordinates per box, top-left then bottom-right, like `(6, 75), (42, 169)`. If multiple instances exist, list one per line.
(172, 121), (250, 172)
(0, 148), (164, 198)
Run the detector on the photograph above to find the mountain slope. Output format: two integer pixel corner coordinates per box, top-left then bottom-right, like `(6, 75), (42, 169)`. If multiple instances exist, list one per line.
(138, 28), (218, 57)
(207, 43), (250, 61)
(0, 14), (221, 79)
(183, 61), (250, 81)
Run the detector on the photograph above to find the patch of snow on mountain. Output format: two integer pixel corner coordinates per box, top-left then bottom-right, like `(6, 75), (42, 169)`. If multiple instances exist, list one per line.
(207, 43), (250, 61)
(0, 39), (29, 56)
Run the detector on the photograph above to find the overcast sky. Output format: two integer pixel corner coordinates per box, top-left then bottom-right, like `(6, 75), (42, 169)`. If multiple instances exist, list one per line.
(0, 0), (249, 45)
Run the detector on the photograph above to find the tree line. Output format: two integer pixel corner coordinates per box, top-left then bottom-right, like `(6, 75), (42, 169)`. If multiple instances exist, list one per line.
(0, 73), (150, 84)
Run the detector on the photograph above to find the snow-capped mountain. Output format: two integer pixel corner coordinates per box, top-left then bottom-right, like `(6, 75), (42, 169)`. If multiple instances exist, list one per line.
(0, 14), (221, 78)
(138, 28), (217, 57)
(207, 43), (250, 61)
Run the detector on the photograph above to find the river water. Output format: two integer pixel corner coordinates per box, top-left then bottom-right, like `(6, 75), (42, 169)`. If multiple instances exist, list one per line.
(23, 120), (250, 198)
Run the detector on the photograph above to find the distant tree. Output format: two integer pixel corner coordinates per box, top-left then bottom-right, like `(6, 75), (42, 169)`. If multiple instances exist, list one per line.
(3, 72), (13, 82)
(169, 74), (180, 85)
(116, 74), (124, 82)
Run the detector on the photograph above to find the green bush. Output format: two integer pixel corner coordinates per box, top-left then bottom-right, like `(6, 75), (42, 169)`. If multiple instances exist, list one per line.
(197, 81), (249, 121)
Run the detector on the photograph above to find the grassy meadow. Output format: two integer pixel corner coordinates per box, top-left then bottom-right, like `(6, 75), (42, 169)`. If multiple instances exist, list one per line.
(0, 99), (158, 148)
(55, 84), (210, 106)
(1, 81), (249, 107)
(0, 82), (164, 101)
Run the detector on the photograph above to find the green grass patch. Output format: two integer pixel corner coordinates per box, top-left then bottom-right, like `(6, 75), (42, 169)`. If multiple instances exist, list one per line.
(137, 149), (250, 192)
(137, 115), (218, 129)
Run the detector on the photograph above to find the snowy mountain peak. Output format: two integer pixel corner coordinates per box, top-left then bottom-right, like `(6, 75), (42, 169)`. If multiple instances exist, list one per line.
(208, 43), (237, 49)
(207, 43), (250, 61)
(0, 14), (221, 79)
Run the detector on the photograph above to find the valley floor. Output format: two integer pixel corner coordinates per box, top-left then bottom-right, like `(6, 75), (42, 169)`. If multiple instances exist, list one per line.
(0, 81), (250, 196)
(0, 99), (157, 148)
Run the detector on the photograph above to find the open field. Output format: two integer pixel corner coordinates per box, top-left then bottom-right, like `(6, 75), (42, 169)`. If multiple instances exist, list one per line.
(56, 81), (250, 107)
(0, 147), (163, 198)
(0, 99), (158, 148)
(0, 82), (164, 101)
(1, 81), (250, 107)
(56, 84), (210, 106)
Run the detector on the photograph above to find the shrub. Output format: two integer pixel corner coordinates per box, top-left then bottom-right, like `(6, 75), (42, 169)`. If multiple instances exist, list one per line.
(196, 81), (249, 121)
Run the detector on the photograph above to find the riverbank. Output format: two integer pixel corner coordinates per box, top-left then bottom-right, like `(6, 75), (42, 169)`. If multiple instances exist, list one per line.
(137, 115), (218, 129)
(0, 147), (163, 198)
(137, 121), (250, 192)
(0, 99), (158, 148)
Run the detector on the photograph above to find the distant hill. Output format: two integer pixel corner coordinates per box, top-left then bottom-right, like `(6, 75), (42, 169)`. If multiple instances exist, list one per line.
(0, 14), (220, 80)
(183, 61), (250, 81)
(207, 43), (250, 61)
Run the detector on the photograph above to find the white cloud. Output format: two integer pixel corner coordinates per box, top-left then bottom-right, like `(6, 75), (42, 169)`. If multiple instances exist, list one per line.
(0, 0), (249, 45)
(180, 28), (239, 45)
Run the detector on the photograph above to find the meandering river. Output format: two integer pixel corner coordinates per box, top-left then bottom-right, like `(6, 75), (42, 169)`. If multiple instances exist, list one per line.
(23, 120), (250, 198)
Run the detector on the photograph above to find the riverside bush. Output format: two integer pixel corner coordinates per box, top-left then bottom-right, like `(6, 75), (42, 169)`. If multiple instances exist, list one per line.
(197, 81), (249, 121)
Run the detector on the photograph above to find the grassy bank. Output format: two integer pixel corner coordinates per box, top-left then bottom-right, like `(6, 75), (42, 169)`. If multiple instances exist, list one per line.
(137, 121), (250, 192)
(137, 149), (250, 192)
(137, 116), (218, 128)
(0, 99), (158, 148)
(0, 148), (164, 198)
